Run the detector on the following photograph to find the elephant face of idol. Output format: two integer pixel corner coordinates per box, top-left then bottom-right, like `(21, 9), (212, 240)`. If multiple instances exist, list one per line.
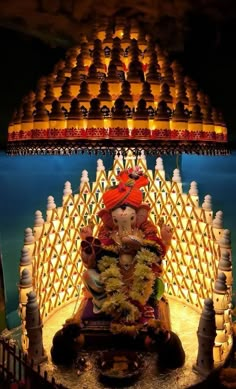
(111, 205), (137, 235)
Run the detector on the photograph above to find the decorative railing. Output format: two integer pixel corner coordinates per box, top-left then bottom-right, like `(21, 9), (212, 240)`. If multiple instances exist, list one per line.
(0, 337), (66, 389)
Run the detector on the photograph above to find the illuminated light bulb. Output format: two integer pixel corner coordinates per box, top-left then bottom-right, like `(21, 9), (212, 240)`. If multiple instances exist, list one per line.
(188, 104), (203, 138)
(140, 81), (154, 108)
(203, 106), (214, 140)
(132, 99), (150, 139)
(69, 67), (81, 97)
(67, 98), (85, 137)
(21, 102), (33, 139)
(87, 98), (105, 138)
(171, 101), (188, 140)
(53, 69), (66, 98)
(93, 46), (106, 73)
(212, 108), (224, 142)
(187, 86), (199, 110)
(162, 66), (175, 98)
(110, 98), (129, 139)
(27, 90), (35, 105)
(7, 18), (228, 153)
(49, 100), (66, 139)
(102, 26), (113, 50)
(114, 16), (126, 39)
(156, 45), (167, 70)
(175, 81), (188, 106)
(74, 53), (87, 76)
(96, 19), (108, 41)
(43, 84), (56, 111)
(159, 83), (173, 109)
(143, 39), (155, 66)
(197, 90), (207, 115)
(59, 80), (73, 111)
(80, 42), (92, 67)
(137, 29), (147, 53)
(77, 81), (91, 111)
(153, 100), (170, 138)
(13, 106), (23, 139)
(87, 64), (101, 97)
(87, 27), (98, 52)
(110, 46), (124, 72)
(171, 60), (184, 83)
(130, 19), (139, 40)
(218, 112), (227, 142)
(35, 76), (47, 101)
(106, 63), (121, 99)
(32, 101), (49, 140)
(119, 80), (134, 108)
(7, 110), (17, 141)
(127, 60), (144, 98)
(120, 25), (131, 54)
(53, 58), (65, 75)
(98, 81), (113, 109)
(64, 54), (76, 77)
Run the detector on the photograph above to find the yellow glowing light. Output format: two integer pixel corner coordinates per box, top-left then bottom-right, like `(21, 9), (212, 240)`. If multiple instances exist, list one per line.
(17, 155), (233, 371)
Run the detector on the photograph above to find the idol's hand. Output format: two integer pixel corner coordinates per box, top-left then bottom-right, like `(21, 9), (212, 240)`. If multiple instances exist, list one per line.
(160, 224), (173, 247)
(80, 226), (94, 240)
(81, 249), (96, 269)
(121, 235), (143, 252)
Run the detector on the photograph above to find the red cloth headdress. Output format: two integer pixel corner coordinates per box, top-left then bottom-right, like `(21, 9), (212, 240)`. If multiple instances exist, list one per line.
(102, 167), (149, 211)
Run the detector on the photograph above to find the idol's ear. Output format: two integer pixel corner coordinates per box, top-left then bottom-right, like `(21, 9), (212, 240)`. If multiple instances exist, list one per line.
(97, 208), (114, 229)
(136, 203), (151, 227)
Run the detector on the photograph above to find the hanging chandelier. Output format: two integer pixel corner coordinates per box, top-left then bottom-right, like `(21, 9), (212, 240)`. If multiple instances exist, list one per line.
(7, 17), (229, 156)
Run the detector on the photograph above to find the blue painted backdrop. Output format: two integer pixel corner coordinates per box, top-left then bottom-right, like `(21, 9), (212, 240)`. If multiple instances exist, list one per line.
(0, 151), (235, 328)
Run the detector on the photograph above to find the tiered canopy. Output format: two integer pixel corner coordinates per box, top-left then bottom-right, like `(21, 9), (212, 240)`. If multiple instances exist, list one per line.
(7, 18), (228, 155)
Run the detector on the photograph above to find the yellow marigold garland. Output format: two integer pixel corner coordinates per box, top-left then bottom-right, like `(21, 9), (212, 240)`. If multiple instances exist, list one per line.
(98, 247), (159, 332)
(97, 256), (117, 272)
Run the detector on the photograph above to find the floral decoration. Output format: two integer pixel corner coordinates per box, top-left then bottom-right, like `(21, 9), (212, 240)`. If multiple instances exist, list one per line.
(97, 247), (160, 334)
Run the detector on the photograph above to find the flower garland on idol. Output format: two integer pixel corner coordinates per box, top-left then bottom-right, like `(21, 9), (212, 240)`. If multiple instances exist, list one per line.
(97, 247), (160, 335)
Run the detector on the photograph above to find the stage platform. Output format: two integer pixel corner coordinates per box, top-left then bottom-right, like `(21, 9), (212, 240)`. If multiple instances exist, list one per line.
(42, 297), (203, 389)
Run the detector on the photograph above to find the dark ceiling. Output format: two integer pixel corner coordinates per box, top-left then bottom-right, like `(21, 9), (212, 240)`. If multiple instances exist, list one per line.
(0, 0), (236, 148)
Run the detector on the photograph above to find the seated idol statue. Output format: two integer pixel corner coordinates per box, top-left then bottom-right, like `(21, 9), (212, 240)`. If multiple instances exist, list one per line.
(66, 167), (185, 368)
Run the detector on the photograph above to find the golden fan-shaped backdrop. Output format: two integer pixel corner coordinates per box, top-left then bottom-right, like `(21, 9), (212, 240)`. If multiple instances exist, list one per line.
(7, 17), (228, 155)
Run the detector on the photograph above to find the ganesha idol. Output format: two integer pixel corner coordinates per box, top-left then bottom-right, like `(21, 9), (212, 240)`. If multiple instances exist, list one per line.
(66, 167), (185, 368)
